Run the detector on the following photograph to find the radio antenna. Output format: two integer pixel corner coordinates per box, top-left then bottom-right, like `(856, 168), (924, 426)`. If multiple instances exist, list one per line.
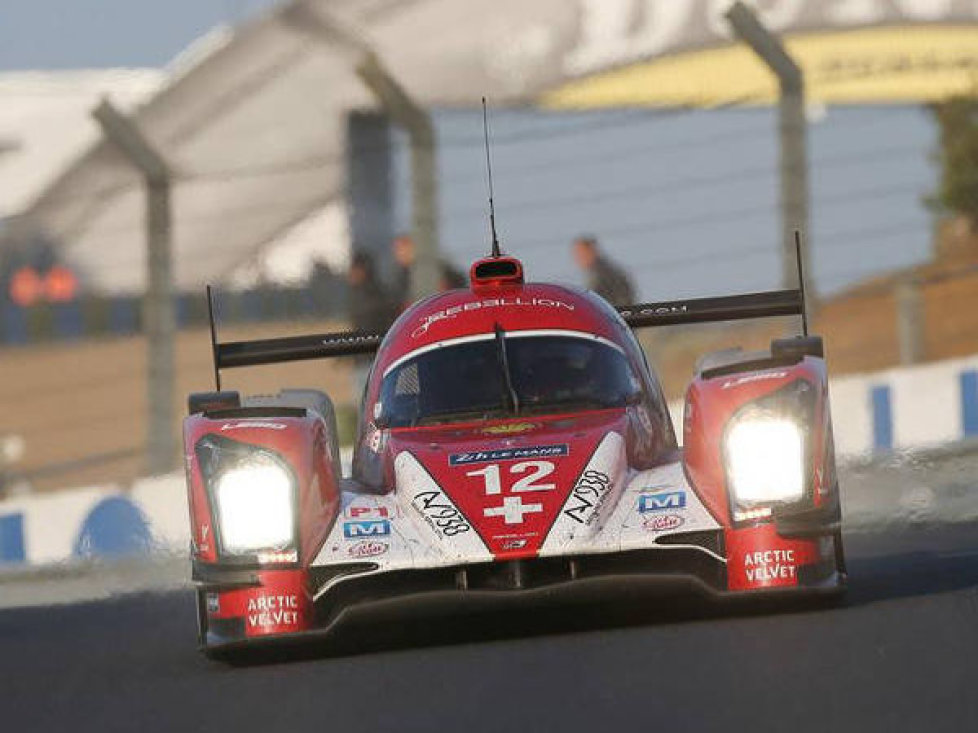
(794, 230), (809, 337)
(482, 97), (501, 258)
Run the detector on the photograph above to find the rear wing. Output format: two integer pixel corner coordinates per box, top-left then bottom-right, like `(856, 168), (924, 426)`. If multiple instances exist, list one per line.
(205, 287), (806, 390)
(616, 288), (803, 329)
(204, 286), (382, 390)
(206, 234), (809, 390)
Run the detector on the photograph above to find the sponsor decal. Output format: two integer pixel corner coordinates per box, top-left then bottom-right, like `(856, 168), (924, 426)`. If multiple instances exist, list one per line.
(721, 371), (789, 390)
(636, 405), (655, 435)
(365, 422), (388, 454)
(411, 298), (575, 338)
(345, 505), (391, 520)
(744, 549), (797, 583)
(323, 334), (378, 348)
(343, 520), (391, 538)
(542, 432), (624, 550)
(617, 303), (688, 319)
(197, 523), (212, 554)
(206, 593), (220, 614)
(396, 452), (491, 558)
(737, 506), (773, 522)
(450, 444), (568, 466)
(501, 538), (529, 550)
(563, 470), (612, 525)
(256, 549), (298, 564)
(412, 491), (472, 537)
(220, 421), (288, 431)
(639, 490), (686, 512)
(246, 594), (300, 629)
(348, 540), (389, 558)
(482, 422), (539, 436)
(644, 514), (685, 532)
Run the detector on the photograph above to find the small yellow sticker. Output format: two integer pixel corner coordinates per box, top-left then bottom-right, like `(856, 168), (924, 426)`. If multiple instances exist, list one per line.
(482, 422), (538, 436)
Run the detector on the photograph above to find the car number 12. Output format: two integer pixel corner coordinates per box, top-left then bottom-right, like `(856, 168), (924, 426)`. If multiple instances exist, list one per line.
(465, 461), (556, 495)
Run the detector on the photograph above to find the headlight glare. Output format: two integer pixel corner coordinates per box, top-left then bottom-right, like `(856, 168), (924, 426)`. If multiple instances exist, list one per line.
(214, 458), (294, 554)
(726, 418), (805, 511)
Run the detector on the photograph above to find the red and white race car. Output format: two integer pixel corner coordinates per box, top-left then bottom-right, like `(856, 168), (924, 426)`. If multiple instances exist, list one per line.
(184, 253), (846, 657)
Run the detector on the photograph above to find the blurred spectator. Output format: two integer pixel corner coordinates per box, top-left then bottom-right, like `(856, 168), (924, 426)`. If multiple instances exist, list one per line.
(349, 251), (395, 333)
(8, 266), (42, 307)
(6, 253), (79, 308)
(308, 259), (346, 317)
(0, 434), (25, 499)
(348, 251), (396, 404)
(571, 235), (636, 306)
(392, 233), (415, 306)
(43, 264), (79, 303)
(392, 233), (467, 308)
(439, 261), (467, 291)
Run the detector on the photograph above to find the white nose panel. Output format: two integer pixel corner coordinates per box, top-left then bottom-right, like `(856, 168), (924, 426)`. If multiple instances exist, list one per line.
(395, 451), (493, 562)
(540, 432), (627, 555)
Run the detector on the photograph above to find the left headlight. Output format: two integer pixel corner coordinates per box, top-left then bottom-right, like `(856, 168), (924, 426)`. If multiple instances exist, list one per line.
(725, 417), (805, 521)
(214, 455), (295, 554)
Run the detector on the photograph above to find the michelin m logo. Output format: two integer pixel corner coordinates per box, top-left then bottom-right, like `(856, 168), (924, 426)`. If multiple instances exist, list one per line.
(343, 520), (391, 538)
(639, 491), (686, 512)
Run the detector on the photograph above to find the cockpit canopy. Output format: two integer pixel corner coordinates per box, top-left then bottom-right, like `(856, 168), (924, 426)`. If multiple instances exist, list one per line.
(375, 331), (642, 428)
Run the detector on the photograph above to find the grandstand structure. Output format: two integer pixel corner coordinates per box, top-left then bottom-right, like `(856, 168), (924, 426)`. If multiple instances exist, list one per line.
(7, 0), (978, 295)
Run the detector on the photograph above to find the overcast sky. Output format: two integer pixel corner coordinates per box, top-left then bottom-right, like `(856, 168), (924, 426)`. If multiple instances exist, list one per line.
(0, 0), (280, 70)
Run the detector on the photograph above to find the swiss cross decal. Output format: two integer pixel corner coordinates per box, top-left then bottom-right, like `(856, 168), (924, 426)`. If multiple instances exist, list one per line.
(485, 495), (544, 524)
(465, 461), (556, 526)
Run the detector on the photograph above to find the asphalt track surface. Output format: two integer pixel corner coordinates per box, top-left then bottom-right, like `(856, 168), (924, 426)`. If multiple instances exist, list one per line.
(1, 522), (977, 733)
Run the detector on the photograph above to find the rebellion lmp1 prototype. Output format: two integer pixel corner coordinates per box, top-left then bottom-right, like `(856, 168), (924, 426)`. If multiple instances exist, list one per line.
(184, 250), (846, 657)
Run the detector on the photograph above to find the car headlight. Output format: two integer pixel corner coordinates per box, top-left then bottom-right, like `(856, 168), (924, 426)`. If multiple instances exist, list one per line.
(214, 456), (294, 554)
(725, 417), (805, 520)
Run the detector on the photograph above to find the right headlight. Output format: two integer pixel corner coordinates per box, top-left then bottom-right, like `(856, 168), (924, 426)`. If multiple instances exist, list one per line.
(725, 418), (805, 518)
(213, 454), (295, 555)
(723, 379), (814, 523)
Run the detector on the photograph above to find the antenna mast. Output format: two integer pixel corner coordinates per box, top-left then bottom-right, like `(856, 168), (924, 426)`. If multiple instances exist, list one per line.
(794, 230), (809, 337)
(482, 97), (501, 257)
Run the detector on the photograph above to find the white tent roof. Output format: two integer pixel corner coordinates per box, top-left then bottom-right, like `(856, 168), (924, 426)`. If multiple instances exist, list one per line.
(20, 0), (572, 292)
(0, 69), (163, 219)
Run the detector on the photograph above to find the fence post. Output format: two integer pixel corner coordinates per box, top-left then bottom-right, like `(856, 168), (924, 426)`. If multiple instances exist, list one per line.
(92, 100), (175, 475)
(726, 2), (812, 314)
(280, 2), (440, 300)
(896, 276), (924, 365)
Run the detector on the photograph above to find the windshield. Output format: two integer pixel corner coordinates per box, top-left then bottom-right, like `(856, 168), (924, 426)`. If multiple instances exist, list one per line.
(377, 333), (640, 427)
